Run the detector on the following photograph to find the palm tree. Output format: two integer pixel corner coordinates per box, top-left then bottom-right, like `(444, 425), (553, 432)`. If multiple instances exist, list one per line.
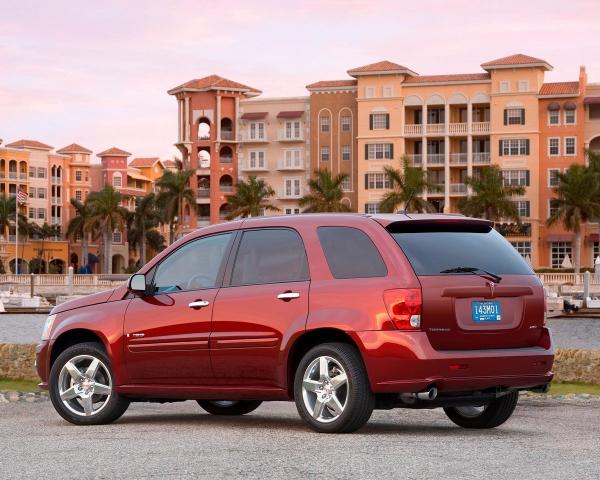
(156, 169), (196, 244)
(379, 157), (438, 213)
(299, 169), (352, 213)
(66, 198), (97, 272)
(224, 176), (279, 220)
(86, 186), (128, 274)
(30, 222), (60, 273)
(127, 193), (162, 265)
(0, 194), (15, 240)
(547, 164), (600, 273)
(458, 165), (525, 223)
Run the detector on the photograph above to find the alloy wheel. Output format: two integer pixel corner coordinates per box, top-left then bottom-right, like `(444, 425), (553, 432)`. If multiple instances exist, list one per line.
(454, 405), (487, 418)
(301, 356), (348, 423)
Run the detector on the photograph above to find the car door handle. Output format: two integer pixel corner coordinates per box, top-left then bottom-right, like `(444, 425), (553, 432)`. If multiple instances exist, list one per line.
(277, 292), (300, 301)
(188, 300), (210, 309)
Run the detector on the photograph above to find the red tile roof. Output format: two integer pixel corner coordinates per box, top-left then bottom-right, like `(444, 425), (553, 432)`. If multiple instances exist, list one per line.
(481, 54), (551, 69)
(539, 82), (579, 96)
(97, 147), (131, 157)
(5, 139), (53, 150)
(306, 79), (357, 89)
(129, 157), (160, 167)
(161, 159), (179, 168)
(168, 74), (261, 95)
(240, 112), (268, 120)
(348, 61), (417, 76)
(56, 143), (92, 154)
(277, 110), (304, 119)
(404, 73), (490, 84)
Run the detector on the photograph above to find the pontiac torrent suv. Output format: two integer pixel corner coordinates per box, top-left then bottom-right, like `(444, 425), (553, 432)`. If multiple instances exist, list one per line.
(37, 214), (553, 433)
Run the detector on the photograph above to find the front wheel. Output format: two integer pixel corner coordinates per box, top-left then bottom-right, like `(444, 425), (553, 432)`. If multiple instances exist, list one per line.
(443, 391), (519, 429)
(196, 400), (263, 416)
(294, 342), (374, 433)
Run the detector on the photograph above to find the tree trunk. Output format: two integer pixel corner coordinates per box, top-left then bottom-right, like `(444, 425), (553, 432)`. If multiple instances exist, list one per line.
(140, 227), (146, 266)
(169, 222), (174, 245)
(81, 234), (89, 270)
(104, 230), (112, 274)
(574, 229), (581, 274)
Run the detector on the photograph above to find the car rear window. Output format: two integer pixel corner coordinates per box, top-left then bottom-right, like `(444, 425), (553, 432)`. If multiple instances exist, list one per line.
(317, 226), (387, 279)
(387, 221), (533, 276)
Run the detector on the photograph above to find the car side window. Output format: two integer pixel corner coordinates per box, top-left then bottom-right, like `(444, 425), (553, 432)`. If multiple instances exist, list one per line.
(230, 228), (309, 286)
(317, 226), (387, 279)
(152, 233), (233, 294)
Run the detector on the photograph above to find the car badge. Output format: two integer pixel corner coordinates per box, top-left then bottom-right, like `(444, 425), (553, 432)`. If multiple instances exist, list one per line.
(487, 281), (495, 297)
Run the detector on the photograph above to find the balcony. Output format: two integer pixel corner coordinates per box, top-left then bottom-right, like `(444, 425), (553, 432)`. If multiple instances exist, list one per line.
(404, 122), (491, 136)
(9, 172), (17, 180)
(473, 152), (491, 165)
(426, 154), (445, 166)
(426, 124), (445, 135)
(220, 131), (235, 141)
(404, 124), (423, 136)
(427, 183), (445, 195)
(196, 188), (210, 198)
(277, 158), (305, 171)
(197, 217), (210, 227)
(238, 131), (268, 143)
(220, 185), (233, 193)
(240, 161), (269, 172)
(279, 188), (303, 200)
(19, 173), (27, 181)
(448, 123), (468, 135)
(406, 154), (422, 166)
(277, 130), (304, 142)
(450, 183), (467, 195)
(472, 122), (490, 133)
(449, 153), (468, 165)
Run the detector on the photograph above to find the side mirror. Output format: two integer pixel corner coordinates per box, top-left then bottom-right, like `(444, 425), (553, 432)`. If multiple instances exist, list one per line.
(128, 273), (147, 295)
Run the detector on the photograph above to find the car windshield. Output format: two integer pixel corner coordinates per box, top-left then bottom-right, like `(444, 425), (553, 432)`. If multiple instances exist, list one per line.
(387, 221), (533, 276)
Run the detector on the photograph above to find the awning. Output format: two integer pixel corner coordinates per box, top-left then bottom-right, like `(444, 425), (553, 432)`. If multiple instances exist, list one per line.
(584, 97), (600, 105)
(564, 101), (577, 110)
(588, 234), (599, 243)
(547, 102), (560, 111)
(545, 234), (574, 242)
(127, 172), (150, 182)
(277, 110), (304, 119)
(240, 112), (268, 120)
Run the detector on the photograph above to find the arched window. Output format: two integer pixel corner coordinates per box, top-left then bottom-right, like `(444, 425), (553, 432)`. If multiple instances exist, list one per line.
(198, 149), (211, 169)
(219, 175), (233, 192)
(112, 172), (122, 188)
(219, 146), (233, 163)
(219, 203), (231, 220)
(198, 118), (211, 140)
(220, 118), (233, 140)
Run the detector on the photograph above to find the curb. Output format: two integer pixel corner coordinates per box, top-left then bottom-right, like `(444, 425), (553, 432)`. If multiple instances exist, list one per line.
(0, 391), (49, 403)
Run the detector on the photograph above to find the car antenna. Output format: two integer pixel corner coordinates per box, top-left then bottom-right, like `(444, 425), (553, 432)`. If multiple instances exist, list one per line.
(396, 188), (415, 215)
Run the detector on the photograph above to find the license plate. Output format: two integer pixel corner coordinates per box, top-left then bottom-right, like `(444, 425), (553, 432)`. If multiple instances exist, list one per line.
(471, 301), (502, 322)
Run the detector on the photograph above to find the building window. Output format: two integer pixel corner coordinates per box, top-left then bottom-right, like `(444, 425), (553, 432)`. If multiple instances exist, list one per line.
(365, 203), (380, 214)
(38, 209), (46, 220)
(500, 139), (529, 156)
(504, 108), (525, 125)
(29, 168), (35, 178)
(320, 116), (330, 133)
(341, 176), (351, 191)
(320, 146), (330, 161)
(284, 178), (301, 197)
(342, 145), (351, 161)
(365, 87), (375, 98)
(549, 199), (560, 218)
(37, 167), (46, 178)
(249, 122), (265, 140)
(365, 173), (391, 190)
(284, 208), (300, 215)
(551, 242), (572, 269)
(113, 230), (122, 243)
(29, 187), (36, 198)
(594, 242), (600, 263)
(370, 113), (389, 130)
(518, 80), (529, 92)
(249, 151), (266, 169)
(383, 86), (393, 98)
(366, 143), (393, 160)
(285, 121), (301, 139)
(511, 241), (532, 259)
(564, 109), (576, 125)
(112, 172), (122, 187)
(548, 110), (560, 125)
(565, 137), (576, 156)
(548, 137), (560, 156)
(283, 150), (301, 168)
(75, 190), (82, 201)
(513, 200), (530, 217)
(28, 208), (35, 219)
(75, 170), (82, 182)
(502, 170), (529, 187)
(548, 169), (560, 187)
(499, 81), (509, 93)
(38, 188), (46, 199)
(341, 116), (351, 132)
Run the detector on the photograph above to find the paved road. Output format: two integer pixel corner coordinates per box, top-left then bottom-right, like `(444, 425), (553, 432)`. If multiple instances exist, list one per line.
(1, 314), (600, 349)
(0, 398), (598, 479)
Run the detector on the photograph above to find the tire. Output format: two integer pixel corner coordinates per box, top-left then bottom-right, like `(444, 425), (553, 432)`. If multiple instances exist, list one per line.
(49, 342), (130, 425)
(196, 400), (263, 416)
(443, 391), (519, 429)
(294, 342), (374, 433)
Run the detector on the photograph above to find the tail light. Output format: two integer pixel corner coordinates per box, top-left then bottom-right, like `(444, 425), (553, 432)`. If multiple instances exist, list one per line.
(383, 288), (422, 330)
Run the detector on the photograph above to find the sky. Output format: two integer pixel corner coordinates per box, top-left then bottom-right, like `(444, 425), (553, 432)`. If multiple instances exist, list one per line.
(1, 0), (600, 160)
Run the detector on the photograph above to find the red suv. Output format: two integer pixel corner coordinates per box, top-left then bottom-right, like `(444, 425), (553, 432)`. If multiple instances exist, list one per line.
(37, 214), (553, 433)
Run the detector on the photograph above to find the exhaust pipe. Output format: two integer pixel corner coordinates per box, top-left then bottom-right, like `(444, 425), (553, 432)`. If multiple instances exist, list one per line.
(416, 386), (438, 401)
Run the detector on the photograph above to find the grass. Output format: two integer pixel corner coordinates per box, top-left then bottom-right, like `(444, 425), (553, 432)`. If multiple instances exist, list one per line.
(0, 378), (41, 392)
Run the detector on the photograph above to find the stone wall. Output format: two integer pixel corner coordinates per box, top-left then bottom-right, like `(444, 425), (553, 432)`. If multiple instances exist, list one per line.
(1, 344), (599, 385)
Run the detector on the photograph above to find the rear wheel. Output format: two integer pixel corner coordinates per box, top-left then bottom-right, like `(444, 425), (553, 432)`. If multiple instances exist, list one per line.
(294, 342), (374, 433)
(196, 400), (262, 416)
(443, 391), (519, 429)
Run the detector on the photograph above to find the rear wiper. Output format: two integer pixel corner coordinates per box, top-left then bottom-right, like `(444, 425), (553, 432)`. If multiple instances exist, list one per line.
(439, 266), (502, 284)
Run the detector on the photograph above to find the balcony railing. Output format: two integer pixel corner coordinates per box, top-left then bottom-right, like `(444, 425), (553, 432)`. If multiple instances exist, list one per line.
(238, 132), (268, 143)
(449, 153), (468, 165)
(279, 188), (303, 199)
(426, 154), (445, 165)
(406, 154), (422, 166)
(19, 173), (27, 180)
(426, 124), (445, 135)
(277, 130), (304, 142)
(240, 161), (269, 172)
(449, 123), (468, 134)
(9, 172), (17, 180)
(404, 121), (491, 136)
(473, 152), (491, 164)
(404, 124), (423, 136)
(450, 183), (467, 194)
(220, 156), (233, 164)
(219, 185), (233, 192)
(220, 131), (234, 141)
(277, 159), (305, 171)
(427, 183), (445, 195)
(472, 122), (490, 133)
(196, 188), (210, 198)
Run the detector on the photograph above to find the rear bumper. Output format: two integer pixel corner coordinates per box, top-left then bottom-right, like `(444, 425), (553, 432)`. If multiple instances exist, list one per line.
(356, 329), (554, 394)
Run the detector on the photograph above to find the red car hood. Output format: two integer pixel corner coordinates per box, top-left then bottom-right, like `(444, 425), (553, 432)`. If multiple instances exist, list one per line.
(51, 289), (115, 314)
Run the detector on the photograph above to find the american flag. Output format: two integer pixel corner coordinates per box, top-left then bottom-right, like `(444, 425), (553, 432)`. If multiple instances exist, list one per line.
(17, 189), (28, 205)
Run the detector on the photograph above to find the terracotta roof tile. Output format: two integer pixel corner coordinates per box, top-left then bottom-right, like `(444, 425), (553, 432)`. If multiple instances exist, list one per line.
(97, 147), (131, 157)
(539, 82), (579, 96)
(5, 139), (53, 150)
(306, 79), (357, 89)
(277, 110), (304, 119)
(481, 54), (551, 69)
(56, 143), (92, 154)
(161, 159), (179, 168)
(348, 61), (417, 76)
(404, 73), (490, 84)
(169, 74), (261, 95)
(129, 157), (160, 167)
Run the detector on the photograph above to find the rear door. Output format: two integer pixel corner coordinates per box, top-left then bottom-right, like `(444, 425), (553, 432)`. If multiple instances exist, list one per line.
(387, 220), (545, 350)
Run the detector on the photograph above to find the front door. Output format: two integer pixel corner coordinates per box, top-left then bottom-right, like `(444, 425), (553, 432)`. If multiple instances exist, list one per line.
(210, 228), (310, 387)
(124, 232), (235, 384)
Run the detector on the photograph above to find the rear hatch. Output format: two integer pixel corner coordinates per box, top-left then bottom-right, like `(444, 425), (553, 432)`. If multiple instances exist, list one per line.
(387, 219), (545, 350)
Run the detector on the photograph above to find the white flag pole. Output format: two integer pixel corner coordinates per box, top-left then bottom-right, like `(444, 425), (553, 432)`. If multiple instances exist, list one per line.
(15, 200), (18, 275)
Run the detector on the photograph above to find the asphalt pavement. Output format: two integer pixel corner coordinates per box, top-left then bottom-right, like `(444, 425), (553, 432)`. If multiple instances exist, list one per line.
(0, 397), (598, 479)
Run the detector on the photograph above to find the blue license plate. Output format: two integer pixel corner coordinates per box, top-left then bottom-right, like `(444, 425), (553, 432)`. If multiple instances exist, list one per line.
(471, 301), (502, 322)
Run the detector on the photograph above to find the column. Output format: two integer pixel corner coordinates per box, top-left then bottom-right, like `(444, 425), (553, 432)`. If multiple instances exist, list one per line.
(216, 95), (222, 140)
(178, 99), (182, 143)
(421, 104), (428, 201)
(467, 100), (473, 194)
(184, 97), (190, 142)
